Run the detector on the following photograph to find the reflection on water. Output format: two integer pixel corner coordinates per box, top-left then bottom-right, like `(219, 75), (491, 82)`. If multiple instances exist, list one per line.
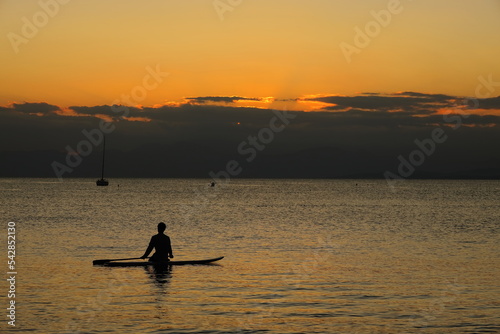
(145, 264), (173, 286)
(145, 265), (172, 324)
(0, 178), (499, 333)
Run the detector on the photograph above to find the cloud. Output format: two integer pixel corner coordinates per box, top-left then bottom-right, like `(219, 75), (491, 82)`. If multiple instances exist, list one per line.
(1, 96), (499, 153)
(3, 102), (61, 115)
(69, 105), (143, 121)
(185, 96), (261, 104)
(65, 103), (290, 129)
(307, 93), (454, 112)
(0, 96), (499, 178)
(477, 96), (500, 109)
(393, 91), (455, 102)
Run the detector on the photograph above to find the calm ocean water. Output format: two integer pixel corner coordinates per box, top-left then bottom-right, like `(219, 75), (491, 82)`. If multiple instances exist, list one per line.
(1, 178), (499, 333)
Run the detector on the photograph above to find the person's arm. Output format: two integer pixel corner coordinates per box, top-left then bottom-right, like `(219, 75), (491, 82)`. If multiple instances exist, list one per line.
(140, 236), (155, 259)
(168, 236), (174, 258)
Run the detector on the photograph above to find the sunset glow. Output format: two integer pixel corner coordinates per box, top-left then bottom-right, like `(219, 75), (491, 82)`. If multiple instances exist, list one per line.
(1, 0), (500, 109)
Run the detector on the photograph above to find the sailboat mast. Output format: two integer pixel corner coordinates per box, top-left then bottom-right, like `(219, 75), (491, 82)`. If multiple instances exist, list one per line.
(96, 136), (109, 186)
(101, 136), (106, 179)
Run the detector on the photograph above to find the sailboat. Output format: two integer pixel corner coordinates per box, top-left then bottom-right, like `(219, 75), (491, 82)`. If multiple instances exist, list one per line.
(96, 136), (109, 186)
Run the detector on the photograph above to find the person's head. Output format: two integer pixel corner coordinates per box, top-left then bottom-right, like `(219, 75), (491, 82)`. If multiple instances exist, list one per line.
(158, 222), (166, 233)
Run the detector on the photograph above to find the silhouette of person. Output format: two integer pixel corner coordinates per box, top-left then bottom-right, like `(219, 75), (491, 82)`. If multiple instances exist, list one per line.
(140, 222), (174, 262)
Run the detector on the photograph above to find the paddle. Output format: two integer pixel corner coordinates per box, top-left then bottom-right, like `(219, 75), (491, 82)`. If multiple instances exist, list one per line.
(93, 257), (148, 265)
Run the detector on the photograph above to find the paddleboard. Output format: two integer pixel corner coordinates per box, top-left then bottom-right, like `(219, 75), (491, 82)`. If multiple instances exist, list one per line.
(101, 256), (224, 267)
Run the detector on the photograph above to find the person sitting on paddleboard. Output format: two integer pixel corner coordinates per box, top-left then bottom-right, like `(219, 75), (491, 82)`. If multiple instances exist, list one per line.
(140, 222), (174, 262)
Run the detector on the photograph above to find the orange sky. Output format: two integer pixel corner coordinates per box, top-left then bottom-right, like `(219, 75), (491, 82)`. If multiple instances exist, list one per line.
(1, 0), (500, 108)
